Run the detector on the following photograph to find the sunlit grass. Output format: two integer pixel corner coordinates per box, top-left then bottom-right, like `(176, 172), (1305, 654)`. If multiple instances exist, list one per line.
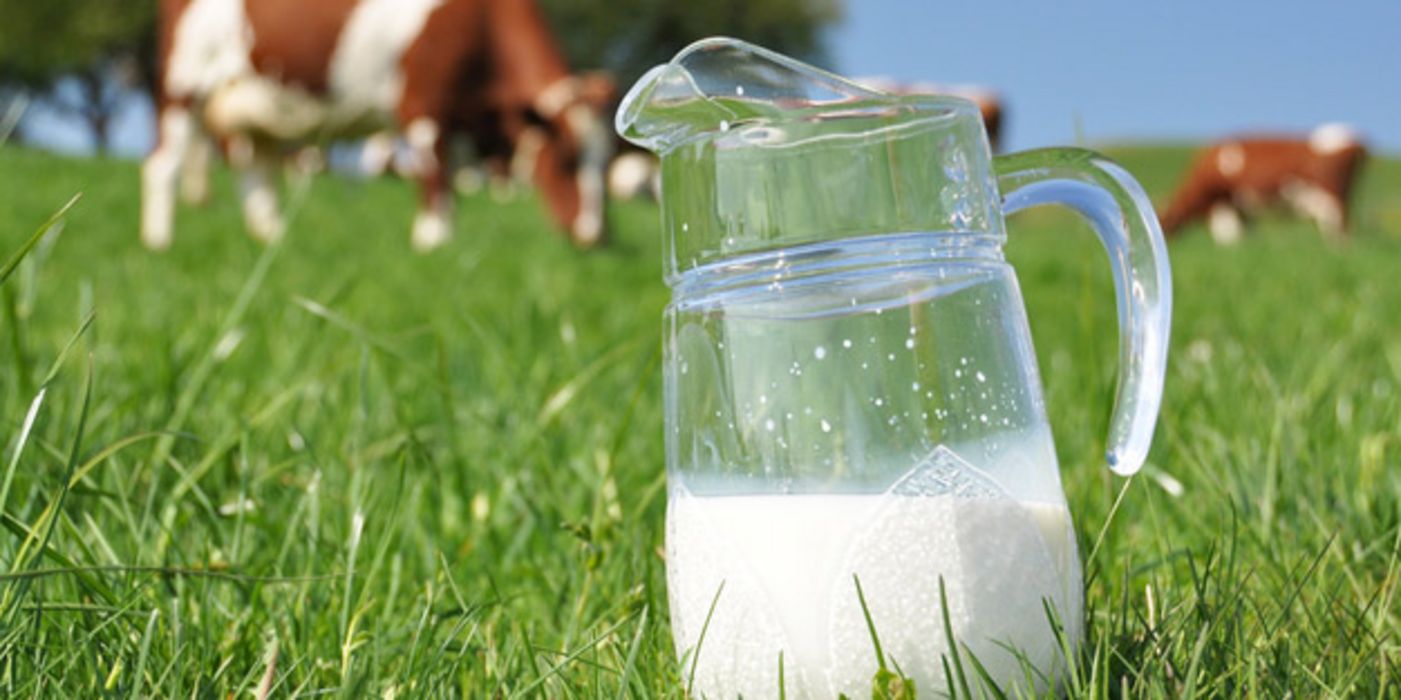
(0, 144), (1397, 696)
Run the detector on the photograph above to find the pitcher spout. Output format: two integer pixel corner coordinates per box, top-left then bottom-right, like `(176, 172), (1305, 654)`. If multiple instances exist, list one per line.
(616, 37), (890, 154)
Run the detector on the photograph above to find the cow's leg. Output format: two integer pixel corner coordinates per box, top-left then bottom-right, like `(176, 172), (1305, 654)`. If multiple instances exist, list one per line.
(1207, 203), (1244, 245)
(179, 131), (213, 205)
(562, 105), (611, 247)
(404, 116), (452, 251)
(360, 131), (398, 177)
(229, 135), (286, 243)
(141, 104), (197, 250)
(1287, 184), (1346, 239)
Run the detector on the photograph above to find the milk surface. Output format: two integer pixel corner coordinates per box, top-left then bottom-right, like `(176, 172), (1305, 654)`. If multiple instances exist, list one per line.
(666, 456), (1082, 698)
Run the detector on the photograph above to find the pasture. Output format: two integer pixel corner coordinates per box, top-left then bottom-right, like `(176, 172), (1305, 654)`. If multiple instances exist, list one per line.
(0, 144), (1397, 696)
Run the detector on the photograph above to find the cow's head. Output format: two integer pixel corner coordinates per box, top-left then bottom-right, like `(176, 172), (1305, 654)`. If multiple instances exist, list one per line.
(526, 72), (617, 247)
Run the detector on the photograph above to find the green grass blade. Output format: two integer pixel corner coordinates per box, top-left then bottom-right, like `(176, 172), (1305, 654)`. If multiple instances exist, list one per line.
(1, 193), (80, 288)
(686, 580), (725, 697)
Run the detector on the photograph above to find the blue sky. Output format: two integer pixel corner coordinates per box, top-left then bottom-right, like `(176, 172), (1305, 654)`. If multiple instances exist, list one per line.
(829, 1), (1401, 153)
(18, 1), (1401, 157)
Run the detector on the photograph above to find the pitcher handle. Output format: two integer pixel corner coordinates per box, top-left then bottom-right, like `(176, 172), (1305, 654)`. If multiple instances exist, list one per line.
(994, 148), (1172, 476)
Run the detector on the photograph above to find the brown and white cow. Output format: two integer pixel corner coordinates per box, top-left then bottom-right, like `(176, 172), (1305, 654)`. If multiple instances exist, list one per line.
(1159, 124), (1367, 243)
(142, 0), (614, 252)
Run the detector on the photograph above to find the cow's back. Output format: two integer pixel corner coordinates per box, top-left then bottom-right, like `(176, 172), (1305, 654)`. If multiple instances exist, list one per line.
(244, 0), (360, 94)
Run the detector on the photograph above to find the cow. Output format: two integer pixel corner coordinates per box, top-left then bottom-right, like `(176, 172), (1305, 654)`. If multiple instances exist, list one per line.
(856, 77), (1005, 151)
(1159, 124), (1367, 243)
(142, 0), (615, 252)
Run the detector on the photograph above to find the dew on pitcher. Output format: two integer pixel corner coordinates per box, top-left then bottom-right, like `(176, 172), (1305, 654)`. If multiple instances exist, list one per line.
(680, 360), (689, 375)
(912, 382), (921, 392)
(765, 418), (775, 431)
(979, 414), (989, 424)
(814, 346), (827, 360)
(735, 85), (745, 96)
(681, 222), (688, 232)
(842, 339), (852, 349)
(905, 338), (915, 350)
(955, 369), (963, 378)
(820, 419), (832, 433)
(719, 120), (730, 132)
(887, 353), (896, 362)
(976, 371), (986, 383)
(960, 357), (969, 366)
(861, 362), (869, 370)
(874, 398), (884, 407)
(759, 394), (768, 404)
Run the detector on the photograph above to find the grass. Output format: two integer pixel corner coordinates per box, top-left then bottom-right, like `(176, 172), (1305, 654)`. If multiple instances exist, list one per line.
(0, 142), (1398, 697)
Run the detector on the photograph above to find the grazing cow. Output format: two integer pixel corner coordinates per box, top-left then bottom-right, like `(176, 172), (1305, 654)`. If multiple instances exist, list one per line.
(142, 0), (614, 252)
(856, 77), (1005, 151)
(1160, 125), (1367, 243)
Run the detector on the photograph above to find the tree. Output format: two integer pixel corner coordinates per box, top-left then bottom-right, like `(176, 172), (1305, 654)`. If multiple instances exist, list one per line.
(0, 0), (155, 154)
(538, 0), (843, 88)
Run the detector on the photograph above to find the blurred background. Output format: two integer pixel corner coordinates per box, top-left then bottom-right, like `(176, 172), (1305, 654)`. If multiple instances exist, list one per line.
(3, 0), (1399, 156)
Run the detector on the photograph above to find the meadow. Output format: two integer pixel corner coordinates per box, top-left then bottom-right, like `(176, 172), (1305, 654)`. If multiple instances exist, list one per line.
(0, 143), (1397, 697)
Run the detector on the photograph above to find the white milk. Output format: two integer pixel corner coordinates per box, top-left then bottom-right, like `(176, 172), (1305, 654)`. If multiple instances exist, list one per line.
(666, 458), (1082, 698)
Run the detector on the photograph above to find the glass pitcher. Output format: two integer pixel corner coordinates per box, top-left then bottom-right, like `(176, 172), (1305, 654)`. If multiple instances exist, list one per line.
(616, 38), (1171, 698)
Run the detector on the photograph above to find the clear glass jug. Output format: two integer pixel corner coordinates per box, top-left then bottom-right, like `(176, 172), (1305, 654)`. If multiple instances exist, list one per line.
(616, 38), (1171, 698)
